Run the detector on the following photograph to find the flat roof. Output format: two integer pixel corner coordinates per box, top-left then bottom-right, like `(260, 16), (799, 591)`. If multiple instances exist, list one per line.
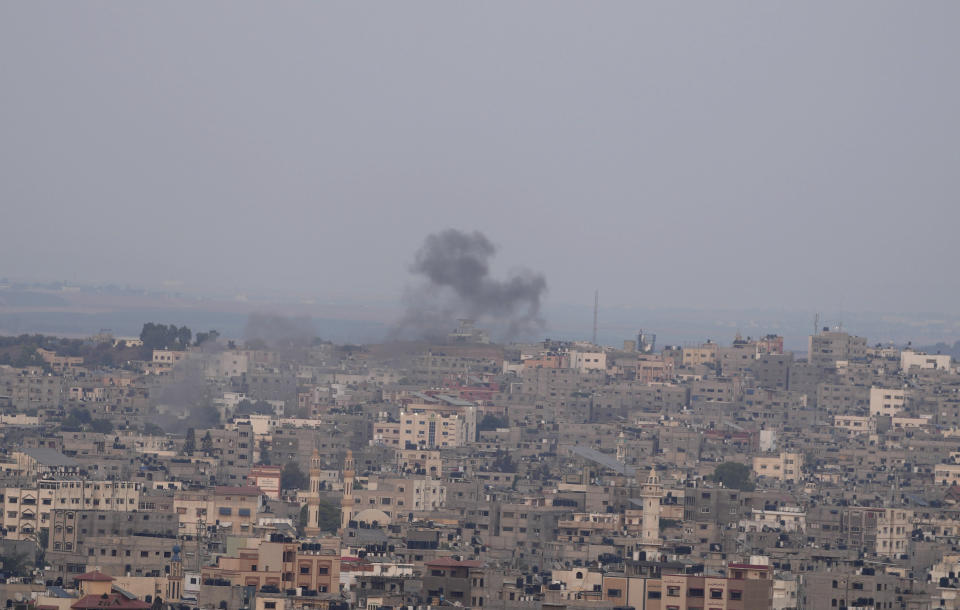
(19, 448), (80, 468)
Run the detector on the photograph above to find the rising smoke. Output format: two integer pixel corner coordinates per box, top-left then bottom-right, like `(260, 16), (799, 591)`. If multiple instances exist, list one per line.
(244, 312), (316, 349)
(394, 229), (547, 341)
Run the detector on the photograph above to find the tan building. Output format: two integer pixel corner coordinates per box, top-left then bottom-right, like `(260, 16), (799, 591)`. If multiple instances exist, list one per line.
(870, 387), (907, 417)
(373, 421), (401, 447)
(752, 452), (804, 483)
(344, 476), (445, 527)
(600, 563), (773, 609)
(397, 403), (476, 449)
(682, 343), (719, 368)
(152, 349), (188, 365)
(1, 479), (142, 540)
(935, 464), (960, 486)
(396, 449), (443, 477)
(876, 508), (913, 557)
(901, 349), (951, 371)
(36, 348), (84, 372)
(809, 330), (867, 366)
(174, 485), (264, 538)
(569, 350), (607, 372)
(202, 539), (340, 594)
(249, 465), (282, 500)
(834, 415), (876, 436)
(636, 355), (675, 383)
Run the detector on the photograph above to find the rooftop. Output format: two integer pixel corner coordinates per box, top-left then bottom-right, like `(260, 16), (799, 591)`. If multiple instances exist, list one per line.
(20, 448), (80, 468)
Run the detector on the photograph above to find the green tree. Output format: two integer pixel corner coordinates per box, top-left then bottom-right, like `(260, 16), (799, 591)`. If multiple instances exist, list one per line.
(235, 400), (275, 417)
(259, 438), (272, 465)
(316, 500), (341, 532)
(281, 462), (308, 490)
(37, 529), (48, 555)
(139, 322), (193, 352)
(0, 548), (31, 577)
(90, 419), (114, 434)
(12, 346), (46, 369)
(492, 450), (517, 473)
(201, 431), (214, 455)
(183, 428), (196, 456)
(708, 462), (755, 491)
(194, 329), (220, 346)
(177, 325), (192, 347)
(297, 504), (309, 537)
(62, 407), (92, 431)
(142, 422), (165, 436)
(479, 414), (508, 431)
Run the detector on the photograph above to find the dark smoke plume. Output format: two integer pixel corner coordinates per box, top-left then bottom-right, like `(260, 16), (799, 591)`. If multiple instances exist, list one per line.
(395, 229), (547, 341)
(150, 356), (219, 434)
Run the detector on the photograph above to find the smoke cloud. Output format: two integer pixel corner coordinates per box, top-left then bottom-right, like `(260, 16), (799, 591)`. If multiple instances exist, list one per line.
(395, 229), (547, 341)
(244, 312), (316, 349)
(150, 356), (219, 434)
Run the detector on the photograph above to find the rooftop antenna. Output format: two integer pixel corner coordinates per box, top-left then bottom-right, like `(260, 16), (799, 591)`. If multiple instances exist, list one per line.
(813, 313), (820, 336)
(593, 289), (599, 345)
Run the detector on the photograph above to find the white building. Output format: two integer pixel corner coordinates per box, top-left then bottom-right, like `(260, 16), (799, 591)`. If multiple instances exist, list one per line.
(901, 350), (951, 372)
(870, 387), (907, 417)
(568, 350), (607, 372)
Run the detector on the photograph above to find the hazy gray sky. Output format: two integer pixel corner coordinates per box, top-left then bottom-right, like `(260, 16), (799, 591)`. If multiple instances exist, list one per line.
(2, 2), (957, 314)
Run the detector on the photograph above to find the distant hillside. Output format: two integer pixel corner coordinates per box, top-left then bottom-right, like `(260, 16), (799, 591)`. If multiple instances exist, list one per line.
(0, 290), (68, 307)
(917, 340), (960, 360)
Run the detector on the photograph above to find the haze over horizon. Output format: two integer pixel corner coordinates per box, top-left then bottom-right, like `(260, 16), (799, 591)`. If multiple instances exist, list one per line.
(3, 2), (958, 316)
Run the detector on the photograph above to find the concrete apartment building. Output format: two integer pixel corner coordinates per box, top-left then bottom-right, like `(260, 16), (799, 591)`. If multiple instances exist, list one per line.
(202, 538), (340, 594)
(568, 350), (608, 373)
(876, 508), (913, 558)
(0, 479), (142, 540)
(422, 557), (487, 607)
(174, 485), (264, 538)
(747, 353), (793, 390)
(808, 330), (867, 366)
(598, 562), (774, 610)
(397, 402), (477, 449)
(682, 343), (719, 368)
(801, 569), (910, 610)
(718, 341), (759, 377)
(45, 508), (179, 581)
(752, 452), (804, 483)
(817, 382), (870, 415)
(343, 476), (445, 526)
(870, 387), (908, 417)
(0, 365), (64, 410)
(901, 350), (951, 371)
(690, 378), (742, 404)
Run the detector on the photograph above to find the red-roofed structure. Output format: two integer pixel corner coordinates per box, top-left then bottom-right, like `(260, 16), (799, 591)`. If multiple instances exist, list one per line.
(74, 571), (114, 582)
(70, 570), (152, 609)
